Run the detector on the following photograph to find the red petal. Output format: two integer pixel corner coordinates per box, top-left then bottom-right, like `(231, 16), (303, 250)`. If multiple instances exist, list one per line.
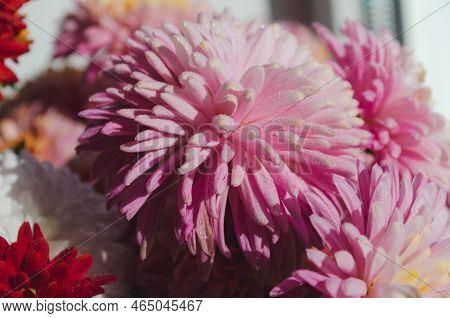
(10, 271), (30, 290)
(0, 283), (12, 297)
(0, 41), (29, 58)
(56, 279), (103, 298)
(0, 62), (17, 84)
(90, 274), (117, 286)
(0, 237), (9, 259)
(23, 237), (50, 275)
(37, 281), (57, 298)
(1, 0), (29, 11)
(5, 243), (23, 270)
(17, 222), (33, 253)
(31, 237), (50, 260)
(30, 269), (49, 290)
(52, 247), (77, 265)
(48, 262), (69, 283)
(22, 250), (47, 275)
(32, 224), (45, 241)
(0, 260), (16, 285)
(55, 275), (116, 298)
(11, 291), (25, 298)
(66, 254), (93, 282)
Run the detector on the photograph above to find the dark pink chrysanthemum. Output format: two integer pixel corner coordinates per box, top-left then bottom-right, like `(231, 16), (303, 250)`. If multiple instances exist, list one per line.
(79, 12), (369, 270)
(272, 161), (449, 298)
(314, 21), (450, 193)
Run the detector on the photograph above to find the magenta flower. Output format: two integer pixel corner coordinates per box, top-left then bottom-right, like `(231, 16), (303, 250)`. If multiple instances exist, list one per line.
(314, 21), (450, 193)
(55, 0), (207, 81)
(79, 12), (369, 270)
(272, 161), (449, 297)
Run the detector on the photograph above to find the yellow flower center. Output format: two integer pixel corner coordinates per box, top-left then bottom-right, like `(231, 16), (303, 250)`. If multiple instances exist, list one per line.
(367, 226), (449, 297)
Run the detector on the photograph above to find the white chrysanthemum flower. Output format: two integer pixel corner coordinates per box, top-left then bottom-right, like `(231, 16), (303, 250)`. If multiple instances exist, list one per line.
(0, 151), (134, 297)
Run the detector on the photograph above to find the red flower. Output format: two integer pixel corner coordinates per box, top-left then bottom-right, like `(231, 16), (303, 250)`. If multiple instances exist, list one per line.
(0, 222), (116, 298)
(0, 0), (31, 99)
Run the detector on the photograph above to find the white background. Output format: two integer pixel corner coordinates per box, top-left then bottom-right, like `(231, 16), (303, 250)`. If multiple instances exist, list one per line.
(401, 0), (450, 119)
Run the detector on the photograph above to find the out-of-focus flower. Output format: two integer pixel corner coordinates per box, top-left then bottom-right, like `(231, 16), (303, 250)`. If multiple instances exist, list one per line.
(0, 103), (85, 167)
(0, 67), (110, 167)
(272, 161), (449, 298)
(0, 222), (115, 298)
(0, 0), (31, 99)
(281, 21), (329, 63)
(79, 12), (369, 272)
(314, 21), (450, 193)
(55, 0), (208, 81)
(0, 151), (134, 297)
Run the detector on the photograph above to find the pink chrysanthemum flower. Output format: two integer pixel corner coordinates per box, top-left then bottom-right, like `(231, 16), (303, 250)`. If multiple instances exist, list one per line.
(79, 12), (368, 270)
(314, 21), (450, 193)
(55, 0), (207, 81)
(272, 161), (449, 298)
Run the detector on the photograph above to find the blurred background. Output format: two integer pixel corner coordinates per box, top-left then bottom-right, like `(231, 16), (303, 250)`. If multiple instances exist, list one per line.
(9, 0), (450, 118)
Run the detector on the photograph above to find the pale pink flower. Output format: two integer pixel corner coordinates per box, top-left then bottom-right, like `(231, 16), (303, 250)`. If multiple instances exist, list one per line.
(55, 0), (207, 81)
(0, 103), (84, 167)
(0, 67), (106, 167)
(272, 161), (449, 298)
(79, 12), (368, 270)
(314, 21), (450, 193)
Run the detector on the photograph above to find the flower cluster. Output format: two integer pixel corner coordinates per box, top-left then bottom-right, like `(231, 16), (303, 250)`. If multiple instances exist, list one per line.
(0, 0), (31, 100)
(1, 1), (449, 298)
(0, 151), (134, 297)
